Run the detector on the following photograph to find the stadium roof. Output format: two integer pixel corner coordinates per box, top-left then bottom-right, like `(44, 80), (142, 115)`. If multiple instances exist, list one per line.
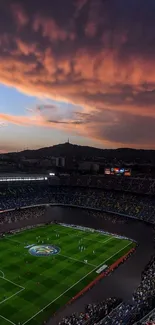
(0, 173), (48, 177)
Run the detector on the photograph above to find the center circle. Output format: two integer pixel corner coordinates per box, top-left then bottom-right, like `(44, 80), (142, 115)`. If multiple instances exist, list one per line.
(29, 245), (60, 257)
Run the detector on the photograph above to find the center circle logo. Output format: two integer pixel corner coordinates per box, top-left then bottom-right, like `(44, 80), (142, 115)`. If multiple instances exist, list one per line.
(29, 245), (60, 257)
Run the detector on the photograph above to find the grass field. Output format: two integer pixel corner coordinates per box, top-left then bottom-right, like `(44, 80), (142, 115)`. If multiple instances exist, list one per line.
(0, 223), (135, 325)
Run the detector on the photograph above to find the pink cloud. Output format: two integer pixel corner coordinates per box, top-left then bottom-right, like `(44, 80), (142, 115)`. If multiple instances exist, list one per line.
(33, 15), (75, 41)
(11, 4), (29, 28)
(0, 0), (155, 149)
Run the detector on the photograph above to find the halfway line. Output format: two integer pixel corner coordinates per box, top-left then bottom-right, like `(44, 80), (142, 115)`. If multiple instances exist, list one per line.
(22, 241), (132, 325)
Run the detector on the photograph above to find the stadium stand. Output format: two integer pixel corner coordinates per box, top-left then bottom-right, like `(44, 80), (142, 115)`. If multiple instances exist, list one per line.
(0, 206), (45, 226)
(1, 184), (155, 223)
(97, 256), (155, 325)
(58, 298), (121, 325)
(136, 308), (155, 324)
(0, 175), (155, 325)
(59, 175), (155, 195)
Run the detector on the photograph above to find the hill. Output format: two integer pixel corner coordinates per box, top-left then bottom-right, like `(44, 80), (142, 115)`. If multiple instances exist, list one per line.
(4, 143), (155, 164)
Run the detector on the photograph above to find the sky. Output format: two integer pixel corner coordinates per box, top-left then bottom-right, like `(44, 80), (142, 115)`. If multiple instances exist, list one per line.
(0, 0), (155, 152)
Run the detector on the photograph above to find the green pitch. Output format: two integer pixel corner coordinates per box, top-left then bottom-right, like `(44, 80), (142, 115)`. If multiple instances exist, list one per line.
(0, 223), (135, 325)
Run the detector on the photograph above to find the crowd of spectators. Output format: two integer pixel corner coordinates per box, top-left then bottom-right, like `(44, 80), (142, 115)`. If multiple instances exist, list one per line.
(137, 308), (155, 324)
(97, 256), (155, 325)
(58, 298), (121, 325)
(0, 206), (45, 227)
(59, 175), (155, 195)
(0, 184), (155, 224)
(85, 210), (128, 224)
(0, 184), (49, 210)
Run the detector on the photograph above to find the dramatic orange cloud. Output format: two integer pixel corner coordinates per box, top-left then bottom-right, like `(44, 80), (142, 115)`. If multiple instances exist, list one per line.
(0, 0), (155, 149)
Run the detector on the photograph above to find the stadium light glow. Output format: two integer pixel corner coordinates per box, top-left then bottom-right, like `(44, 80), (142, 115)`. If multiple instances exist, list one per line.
(0, 177), (48, 182)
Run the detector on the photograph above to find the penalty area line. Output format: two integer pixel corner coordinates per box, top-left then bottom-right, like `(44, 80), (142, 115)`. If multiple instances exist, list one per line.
(95, 241), (132, 270)
(0, 287), (25, 306)
(0, 270), (4, 278)
(0, 276), (25, 290)
(53, 226), (113, 245)
(22, 241), (132, 325)
(0, 315), (16, 325)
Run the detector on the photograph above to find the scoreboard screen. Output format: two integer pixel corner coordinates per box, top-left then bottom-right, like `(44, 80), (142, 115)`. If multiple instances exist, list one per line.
(104, 167), (131, 176)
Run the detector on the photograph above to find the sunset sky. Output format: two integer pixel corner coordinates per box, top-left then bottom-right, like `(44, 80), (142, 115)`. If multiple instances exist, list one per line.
(0, 0), (155, 152)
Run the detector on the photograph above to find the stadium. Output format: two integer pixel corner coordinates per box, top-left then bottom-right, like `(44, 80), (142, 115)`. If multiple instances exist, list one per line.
(0, 173), (155, 325)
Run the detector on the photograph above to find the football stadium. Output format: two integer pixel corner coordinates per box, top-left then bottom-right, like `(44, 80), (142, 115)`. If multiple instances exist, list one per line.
(0, 174), (155, 325)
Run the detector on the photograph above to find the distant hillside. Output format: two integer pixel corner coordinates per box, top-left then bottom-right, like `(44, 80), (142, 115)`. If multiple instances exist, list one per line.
(4, 143), (155, 164)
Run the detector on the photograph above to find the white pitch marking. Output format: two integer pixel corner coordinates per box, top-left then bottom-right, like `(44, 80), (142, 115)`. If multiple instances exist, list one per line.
(59, 223), (112, 238)
(4, 237), (22, 245)
(0, 287), (25, 306)
(5, 228), (113, 252)
(59, 253), (96, 267)
(0, 276), (25, 290)
(52, 227), (113, 245)
(0, 314), (16, 325)
(22, 241), (132, 325)
(0, 270), (4, 278)
(0, 224), (132, 324)
(4, 224), (112, 246)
